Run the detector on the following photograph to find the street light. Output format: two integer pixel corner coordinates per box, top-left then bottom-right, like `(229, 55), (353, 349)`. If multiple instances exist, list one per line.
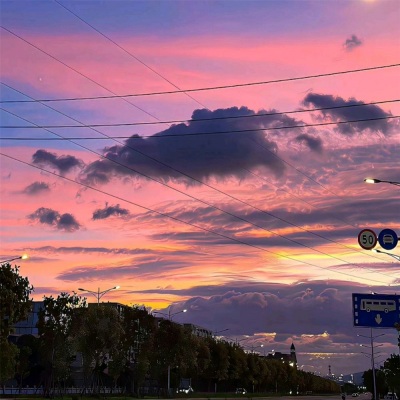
(364, 178), (400, 187)
(358, 331), (385, 400)
(0, 254), (28, 264)
(153, 306), (187, 321)
(78, 286), (120, 305)
(372, 249), (400, 262)
(213, 328), (229, 337)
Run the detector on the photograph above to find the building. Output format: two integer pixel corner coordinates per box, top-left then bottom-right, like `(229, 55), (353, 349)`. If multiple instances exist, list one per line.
(265, 342), (297, 367)
(12, 300), (43, 337)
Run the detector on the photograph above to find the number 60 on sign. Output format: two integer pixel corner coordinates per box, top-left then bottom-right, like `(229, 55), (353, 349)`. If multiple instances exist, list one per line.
(358, 229), (377, 250)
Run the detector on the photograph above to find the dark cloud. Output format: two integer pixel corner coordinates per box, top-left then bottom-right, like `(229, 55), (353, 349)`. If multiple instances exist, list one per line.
(57, 257), (187, 281)
(294, 134), (323, 153)
(32, 149), (83, 175)
(28, 207), (81, 232)
(22, 181), (51, 195)
(23, 245), (153, 255)
(79, 106), (303, 186)
(303, 93), (395, 135)
(343, 34), (363, 51)
(92, 204), (130, 220)
(149, 280), (399, 336)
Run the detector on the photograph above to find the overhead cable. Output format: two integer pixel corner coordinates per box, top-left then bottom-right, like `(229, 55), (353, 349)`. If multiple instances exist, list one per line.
(1, 103), (395, 274)
(1, 98), (398, 129)
(0, 151), (395, 286)
(1, 115), (398, 140)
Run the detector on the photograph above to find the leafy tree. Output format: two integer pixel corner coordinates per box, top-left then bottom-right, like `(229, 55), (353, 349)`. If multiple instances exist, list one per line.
(72, 304), (124, 394)
(362, 368), (387, 399)
(37, 292), (86, 396)
(203, 337), (230, 392)
(383, 354), (400, 394)
(109, 305), (156, 394)
(0, 263), (33, 385)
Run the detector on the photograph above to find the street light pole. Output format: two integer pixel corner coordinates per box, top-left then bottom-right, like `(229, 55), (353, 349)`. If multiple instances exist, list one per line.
(0, 254), (28, 264)
(372, 249), (400, 262)
(78, 286), (120, 304)
(153, 306), (187, 321)
(364, 178), (400, 187)
(358, 330), (385, 400)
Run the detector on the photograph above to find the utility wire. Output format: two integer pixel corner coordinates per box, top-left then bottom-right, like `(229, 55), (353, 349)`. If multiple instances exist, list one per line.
(1, 99), (398, 129)
(0, 29), (396, 271)
(0, 151), (394, 286)
(1, 115), (398, 140)
(1, 62), (399, 103)
(2, 83), (392, 267)
(0, 26), (166, 125)
(53, 0), (209, 110)
(1, 102), (395, 275)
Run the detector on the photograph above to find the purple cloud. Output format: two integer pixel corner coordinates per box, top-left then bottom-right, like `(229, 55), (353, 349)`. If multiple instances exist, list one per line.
(32, 149), (83, 175)
(28, 207), (81, 232)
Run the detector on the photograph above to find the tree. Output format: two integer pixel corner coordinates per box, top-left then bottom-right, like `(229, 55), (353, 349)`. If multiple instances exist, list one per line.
(37, 292), (86, 396)
(362, 368), (387, 399)
(72, 304), (125, 394)
(0, 263), (33, 385)
(383, 354), (400, 394)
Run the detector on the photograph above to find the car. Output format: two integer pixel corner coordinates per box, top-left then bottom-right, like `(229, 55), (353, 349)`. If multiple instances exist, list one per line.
(384, 393), (398, 400)
(177, 386), (193, 394)
(352, 394), (359, 397)
(382, 234), (394, 245)
(236, 388), (247, 394)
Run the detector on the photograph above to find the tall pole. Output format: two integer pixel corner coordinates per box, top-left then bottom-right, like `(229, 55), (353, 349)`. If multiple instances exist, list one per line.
(370, 328), (377, 400)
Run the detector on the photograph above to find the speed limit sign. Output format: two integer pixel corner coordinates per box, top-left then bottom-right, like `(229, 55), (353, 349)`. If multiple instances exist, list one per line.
(358, 229), (377, 250)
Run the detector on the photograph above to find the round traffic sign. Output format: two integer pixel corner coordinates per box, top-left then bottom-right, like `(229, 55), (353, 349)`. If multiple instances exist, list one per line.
(358, 229), (377, 250)
(378, 228), (398, 250)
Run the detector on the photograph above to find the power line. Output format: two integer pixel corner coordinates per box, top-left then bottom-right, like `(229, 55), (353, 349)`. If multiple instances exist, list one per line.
(53, 0), (209, 111)
(1, 98), (398, 129)
(1, 85), (395, 266)
(0, 151), (394, 286)
(1, 20), (396, 279)
(1, 102), (395, 275)
(0, 26), (166, 124)
(1, 115), (398, 140)
(0, 61), (399, 103)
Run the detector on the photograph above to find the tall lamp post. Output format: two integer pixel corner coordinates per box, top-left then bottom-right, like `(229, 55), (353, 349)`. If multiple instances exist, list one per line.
(358, 331), (385, 400)
(152, 306), (187, 393)
(78, 286), (120, 304)
(0, 254), (28, 264)
(153, 306), (187, 321)
(364, 178), (400, 187)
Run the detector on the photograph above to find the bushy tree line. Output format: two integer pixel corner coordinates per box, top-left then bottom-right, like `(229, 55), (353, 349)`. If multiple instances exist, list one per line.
(1, 263), (342, 395)
(362, 354), (400, 398)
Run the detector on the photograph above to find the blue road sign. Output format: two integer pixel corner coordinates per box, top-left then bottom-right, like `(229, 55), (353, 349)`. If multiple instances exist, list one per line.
(378, 228), (398, 251)
(352, 293), (400, 328)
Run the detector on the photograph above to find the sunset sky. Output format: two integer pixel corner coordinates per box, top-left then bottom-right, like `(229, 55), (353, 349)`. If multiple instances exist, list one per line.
(1, 0), (400, 378)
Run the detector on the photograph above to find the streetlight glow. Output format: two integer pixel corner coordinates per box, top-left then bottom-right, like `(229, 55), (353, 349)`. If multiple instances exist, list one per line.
(153, 306), (188, 321)
(364, 178), (400, 187)
(0, 254), (29, 264)
(78, 286), (120, 305)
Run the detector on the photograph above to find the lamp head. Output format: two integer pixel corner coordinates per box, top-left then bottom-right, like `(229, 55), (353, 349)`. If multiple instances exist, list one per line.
(364, 178), (381, 184)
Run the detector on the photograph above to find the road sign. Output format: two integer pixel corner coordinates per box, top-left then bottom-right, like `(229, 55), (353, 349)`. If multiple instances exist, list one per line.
(358, 229), (377, 250)
(378, 228), (398, 251)
(352, 293), (400, 328)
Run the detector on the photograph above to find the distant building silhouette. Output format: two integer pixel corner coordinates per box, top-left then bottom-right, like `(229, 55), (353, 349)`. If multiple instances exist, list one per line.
(265, 342), (297, 367)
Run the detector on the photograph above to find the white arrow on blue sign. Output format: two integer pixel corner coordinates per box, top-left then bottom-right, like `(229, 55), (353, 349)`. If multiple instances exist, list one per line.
(352, 293), (400, 328)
